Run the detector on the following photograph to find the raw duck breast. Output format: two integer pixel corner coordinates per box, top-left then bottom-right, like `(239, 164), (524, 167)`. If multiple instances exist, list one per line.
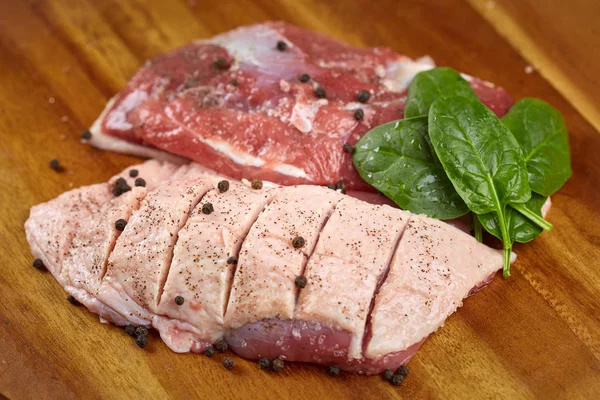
(25, 161), (508, 374)
(87, 22), (513, 191)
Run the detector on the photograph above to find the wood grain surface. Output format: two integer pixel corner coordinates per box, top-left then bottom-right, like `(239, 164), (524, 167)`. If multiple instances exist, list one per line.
(1, 1), (599, 399)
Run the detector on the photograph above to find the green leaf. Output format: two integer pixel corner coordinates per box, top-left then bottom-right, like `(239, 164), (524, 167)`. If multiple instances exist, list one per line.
(428, 96), (532, 276)
(428, 96), (531, 215)
(404, 67), (478, 118)
(502, 98), (572, 196)
(478, 193), (548, 244)
(352, 116), (469, 219)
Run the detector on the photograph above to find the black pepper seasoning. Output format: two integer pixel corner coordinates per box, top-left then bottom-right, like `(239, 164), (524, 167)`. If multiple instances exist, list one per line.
(218, 180), (230, 193)
(202, 203), (214, 214)
(204, 346), (215, 358)
(129, 169), (139, 178)
(115, 219), (127, 231)
(294, 275), (307, 289)
(251, 179), (263, 190)
(354, 108), (364, 121)
(272, 358), (284, 372)
(292, 236), (305, 249)
(135, 335), (148, 349)
(395, 365), (409, 378)
(325, 183), (336, 190)
(124, 324), (137, 337)
(66, 295), (80, 305)
(357, 90), (370, 103)
(175, 295), (185, 306)
(315, 87), (326, 99)
(383, 369), (394, 382)
(112, 186), (123, 197)
(135, 326), (149, 337)
(258, 358), (271, 370)
(391, 374), (405, 386)
(227, 256), (238, 265)
(230, 79), (239, 87)
(343, 143), (353, 153)
(214, 338), (228, 353)
(134, 178), (146, 187)
(299, 73), (310, 83)
(214, 57), (230, 70)
(223, 357), (235, 370)
(113, 177), (131, 196)
(81, 130), (92, 140)
(335, 180), (347, 194)
(49, 159), (61, 171)
(276, 40), (288, 51)
(32, 258), (45, 270)
(326, 365), (340, 377)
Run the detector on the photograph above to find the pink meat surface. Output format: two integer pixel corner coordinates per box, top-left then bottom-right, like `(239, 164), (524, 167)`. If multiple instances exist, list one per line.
(88, 22), (513, 190)
(25, 161), (509, 374)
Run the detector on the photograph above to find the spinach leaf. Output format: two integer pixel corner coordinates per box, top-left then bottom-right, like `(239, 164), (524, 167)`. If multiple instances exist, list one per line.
(352, 116), (469, 219)
(501, 98), (572, 196)
(478, 193), (548, 244)
(404, 67), (478, 118)
(428, 96), (531, 276)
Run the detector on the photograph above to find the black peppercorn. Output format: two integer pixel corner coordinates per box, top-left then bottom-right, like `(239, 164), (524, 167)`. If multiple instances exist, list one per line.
(66, 295), (80, 305)
(204, 346), (215, 357)
(202, 203), (214, 215)
(276, 40), (287, 51)
(115, 177), (126, 186)
(81, 130), (92, 140)
(343, 143), (353, 153)
(258, 358), (271, 370)
(391, 374), (405, 386)
(115, 219), (127, 231)
(227, 256), (238, 265)
(129, 169), (138, 177)
(135, 334), (148, 349)
(223, 357), (235, 370)
(354, 108), (364, 121)
(299, 73), (310, 83)
(292, 236), (305, 249)
(315, 87), (326, 99)
(175, 295), (185, 306)
(272, 358), (285, 372)
(135, 326), (149, 337)
(218, 180), (230, 193)
(295, 275), (307, 289)
(214, 338), (228, 353)
(326, 365), (340, 377)
(231, 79), (239, 87)
(251, 179), (263, 190)
(112, 186), (123, 197)
(357, 90), (370, 103)
(214, 57), (229, 70)
(383, 369), (394, 381)
(134, 178), (146, 187)
(395, 365), (409, 377)
(49, 159), (61, 171)
(325, 183), (336, 190)
(32, 258), (45, 270)
(335, 180), (347, 194)
(124, 324), (136, 337)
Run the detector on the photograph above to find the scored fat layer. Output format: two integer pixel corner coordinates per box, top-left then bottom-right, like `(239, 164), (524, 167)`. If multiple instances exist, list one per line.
(154, 181), (276, 352)
(224, 186), (344, 330)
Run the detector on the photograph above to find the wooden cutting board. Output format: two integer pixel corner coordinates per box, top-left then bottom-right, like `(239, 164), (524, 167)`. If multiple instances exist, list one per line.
(1, 1), (599, 398)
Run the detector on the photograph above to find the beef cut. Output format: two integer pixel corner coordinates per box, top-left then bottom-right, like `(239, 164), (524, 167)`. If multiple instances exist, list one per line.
(26, 160), (507, 374)
(88, 22), (513, 190)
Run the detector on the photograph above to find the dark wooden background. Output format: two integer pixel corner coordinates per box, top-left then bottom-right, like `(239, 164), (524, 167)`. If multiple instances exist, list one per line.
(1, 0), (599, 399)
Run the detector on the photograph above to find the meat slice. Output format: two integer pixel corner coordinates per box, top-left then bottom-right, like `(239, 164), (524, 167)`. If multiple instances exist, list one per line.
(224, 186), (343, 329)
(98, 176), (216, 325)
(154, 181), (274, 353)
(365, 215), (504, 361)
(88, 22), (513, 190)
